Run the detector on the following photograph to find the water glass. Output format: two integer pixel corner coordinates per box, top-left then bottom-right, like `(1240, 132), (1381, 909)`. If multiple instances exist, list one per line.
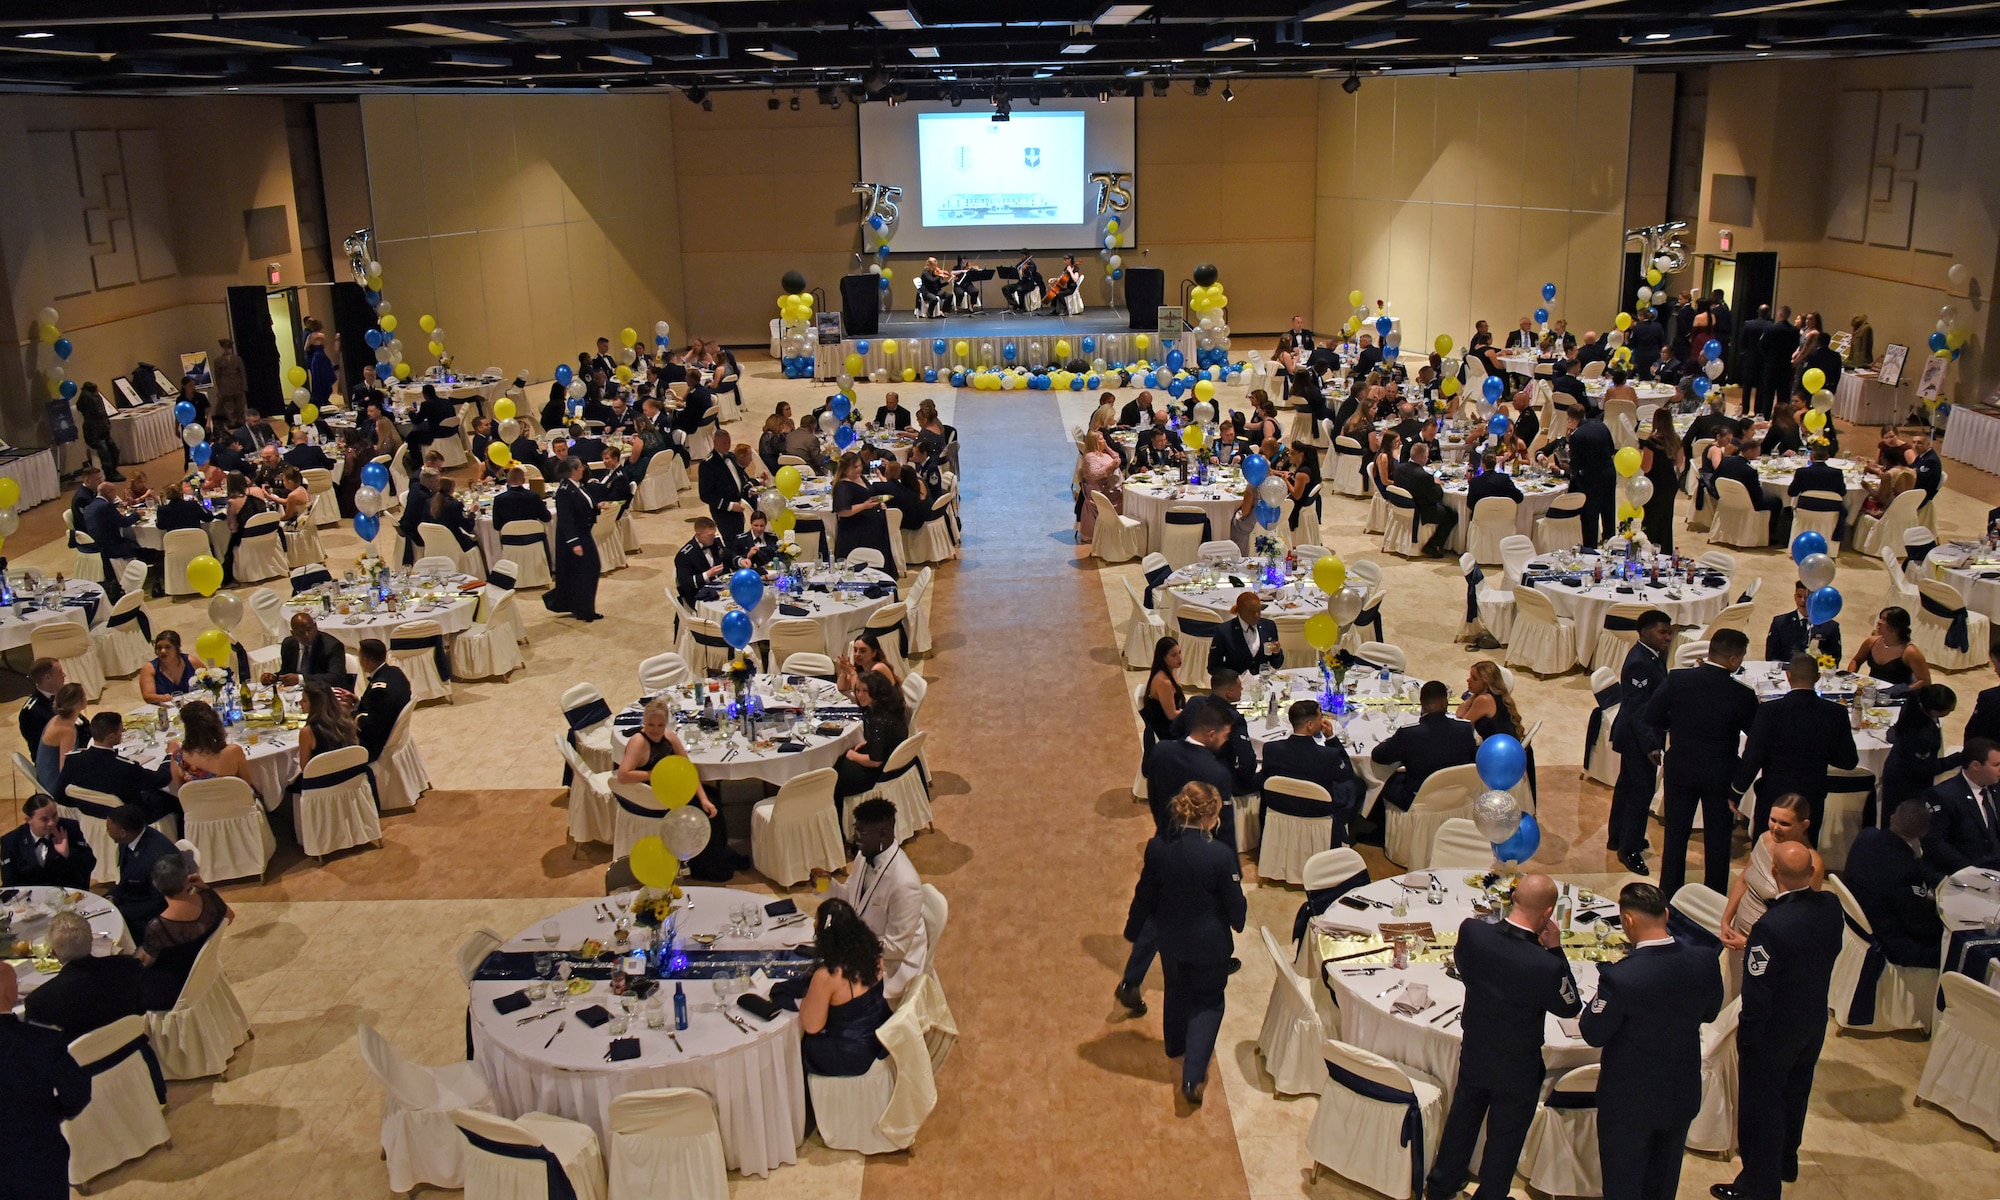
(711, 970), (734, 1011)
(748, 906), (764, 934)
(608, 1015), (630, 1036)
(541, 920), (561, 947)
(534, 952), (554, 979)
(645, 998), (666, 1028)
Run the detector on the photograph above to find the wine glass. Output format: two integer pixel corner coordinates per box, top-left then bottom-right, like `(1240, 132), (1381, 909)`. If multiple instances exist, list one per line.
(748, 905), (765, 936)
(710, 970), (733, 1012)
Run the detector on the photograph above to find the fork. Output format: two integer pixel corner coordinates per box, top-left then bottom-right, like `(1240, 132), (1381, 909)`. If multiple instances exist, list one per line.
(543, 1018), (567, 1048)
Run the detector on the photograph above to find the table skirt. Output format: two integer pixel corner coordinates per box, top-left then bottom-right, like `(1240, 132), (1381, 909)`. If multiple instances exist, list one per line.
(110, 404), (183, 464)
(1945, 406), (2000, 475)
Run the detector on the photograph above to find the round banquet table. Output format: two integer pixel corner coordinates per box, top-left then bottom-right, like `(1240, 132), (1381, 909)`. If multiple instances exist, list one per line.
(121, 693), (305, 811)
(1531, 557), (1732, 666)
(392, 375), (508, 418)
(1926, 549), (2000, 624)
(1314, 871), (1617, 1106)
(1242, 666), (1423, 807)
(463, 486), (553, 571)
(699, 565), (894, 659)
(0, 581), (108, 652)
(469, 888), (814, 1175)
(1752, 455), (1872, 523)
(1156, 558), (1328, 627)
(1121, 469), (1249, 551)
(1435, 466), (1568, 550)
(284, 582), (482, 649)
(131, 508), (232, 558)
(1495, 352), (1547, 378)
(1938, 868), (2000, 986)
(1582, 380), (1677, 403)
(4, 886), (134, 996)
(1734, 661), (1893, 777)
(109, 403), (183, 464)
(613, 674), (862, 787)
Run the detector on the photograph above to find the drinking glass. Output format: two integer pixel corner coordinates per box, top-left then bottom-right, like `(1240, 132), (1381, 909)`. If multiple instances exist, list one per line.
(748, 906), (765, 935)
(645, 998), (666, 1028)
(711, 970), (734, 1012)
(534, 952), (554, 979)
(542, 920), (561, 947)
(608, 1015), (630, 1036)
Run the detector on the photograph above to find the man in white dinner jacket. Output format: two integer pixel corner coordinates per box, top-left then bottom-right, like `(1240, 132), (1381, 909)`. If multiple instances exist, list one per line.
(814, 798), (927, 1002)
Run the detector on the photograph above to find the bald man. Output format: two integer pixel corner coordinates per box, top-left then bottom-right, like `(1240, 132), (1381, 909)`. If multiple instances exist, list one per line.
(1426, 873), (1583, 1200)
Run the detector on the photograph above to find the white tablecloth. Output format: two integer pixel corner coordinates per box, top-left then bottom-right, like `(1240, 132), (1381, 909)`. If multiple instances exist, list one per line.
(287, 591), (481, 650)
(120, 700), (303, 812)
(0, 450), (58, 511)
(1535, 570), (1731, 666)
(1245, 667), (1420, 806)
(1122, 476), (1247, 552)
(4, 887), (134, 995)
(700, 568), (894, 660)
(616, 676), (862, 787)
(131, 512), (231, 558)
(1932, 557), (2000, 624)
(0, 581), (107, 652)
(109, 404), (182, 464)
(1833, 371), (1904, 426)
(1439, 473), (1568, 551)
(1945, 406), (2000, 475)
(1157, 559), (1328, 627)
(1753, 456), (1872, 523)
(469, 889), (812, 1175)
(393, 376), (507, 418)
(1939, 868), (2000, 986)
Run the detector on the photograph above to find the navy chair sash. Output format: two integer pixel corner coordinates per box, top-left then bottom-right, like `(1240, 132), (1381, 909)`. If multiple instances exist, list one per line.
(108, 604), (152, 642)
(85, 1033), (167, 1103)
(240, 520), (285, 545)
(1463, 564), (1485, 623)
(792, 517), (830, 561)
(1142, 563), (1172, 610)
(1602, 614), (1640, 632)
(692, 629), (733, 650)
(1543, 1089), (1597, 1110)
(1667, 908), (1723, 951)
(1841, 910), (1888, 1026)
(1178, 616), (1223, 640)
(879, 750), (931, 792)
(67, 793), (118, 821)
(564, 698), (613, 731)
(614, 792), (665, 820)
(1326, 1061), (1427, 1200)
(488, 570), (516, 592)
(390, 631), (452, 682)
(1288, 485), (1322, 531)
(1334, 441), (1366, 457)
(1291, 866), (1371, 943)
(499, 529), (548, 547)
(872, 619), (909, 660)
(459, 1130), (578, 1200)
(290, 567), (333, 595)
(1354, 600), (1384, 642)
(1163, 509), (1213, 542)
(1583, 682), (1622, 765)
(305, 758), (380, 809)
(1919, 590), (1970, 652)
(1942, 930), (2000, 1009)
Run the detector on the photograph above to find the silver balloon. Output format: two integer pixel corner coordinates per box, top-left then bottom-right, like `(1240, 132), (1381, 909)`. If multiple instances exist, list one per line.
(0, 510), (20, 537)
(375, 345), (393, 363)
(498, 418), (520, 442)
(819, 411), (839, 433)
(1330, 584), (1366, 626)
(758, 490), (787, 518)
(1193, 401), (1215, 424)
(1811, 389), (1834, 412)
(567, 380), (587, 400)
(1258, 478), (1287, 505)
(292, 387), (310, 406)
(1626, 474), (1654, 507)
(1472, 789), (1523, 843)
(1798, 551), (1837, 592)
(354, 485), (385, 516)
(1705, 359), (1725, 380)
(207, 593), (244, 629)
(182, 424), (206, 448)
(663, 805), (711, 860)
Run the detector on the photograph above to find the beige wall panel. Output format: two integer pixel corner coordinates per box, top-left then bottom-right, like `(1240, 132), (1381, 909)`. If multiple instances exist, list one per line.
(459, 97), (522, 233)
(1350, 199), (1398, 302)
(1139, 116), (1218, 167)
(1429, 83), (1483, 206)
(375, 238), (438, 351)
(1469, 205), (1523, 325)
(677, 127), (773, 175)
(361, 96), (427, 243)
(1517, 208), (1573, 321)
(676, 174), (777, 252)
(1313, 198), (1356, 333)
(1426, 204), (1479, 346)
(1171, 241), (1313, 334)
(1352, 85), (1399, 203)
(1565, 210), (1628, 326)
(1573, 68), (1634, 212)
(508, 95), (569, 229)
(1472, 73), (1529, 210)
(315, 103), (371, 254)
(1317, 83), (1357, 198)
(562, 221), (614, 355)
(475, 227), (533, 375)
(424, 232), (486, 370)
(1386, 204), (1435, 340)
(770, 125), (858, 178)
(598, 216), (657, 337)
(1522, 72), (1580, 211)
(518, 222), (575, 374)
(1228, 160), (1319, 238)
(412, 96), (476, 235)
(681, 250), (849, 344)
(543, 97), (605, 227)
(1228, 114), (1318, 166)
(1146, 179), (1220, 242)
(1389, 77), (1439, 205)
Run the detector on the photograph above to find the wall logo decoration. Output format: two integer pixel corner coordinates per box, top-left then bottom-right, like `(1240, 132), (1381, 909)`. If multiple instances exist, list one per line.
(27, 128), (179, 296)
(1826, 87), (1970, 251)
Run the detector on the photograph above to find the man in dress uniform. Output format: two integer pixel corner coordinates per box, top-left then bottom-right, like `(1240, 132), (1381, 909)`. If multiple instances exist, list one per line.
(1843, 800), (1945, 969)
(1920, 736), (2000, 874)
(1712, 842), (1843, 1200)
(674, 516), (731, 606)
(1565, 406), (1618, 545)
(1645, 627), (1759, 897)
(698, 428), (752, 541)
(1209, 591), (1284, 677)
(541, 456), (603, 621)
(1731, 653), (1858, 843)
(1580, 882), (1724, 1200)
(18, 658), (63, 752)
(1608, 610), (1673, 874)
(1370, 681), (1478, 812)
(1260, 700), (1359, 848)
(0, 794), (97, 889)
(1425, 874), (1582, 1200)
(350, 639), (412, 761)
(0, 966), (91, 1200)
(104, 804), (178, 931)
(1765, 581), (1842, 664)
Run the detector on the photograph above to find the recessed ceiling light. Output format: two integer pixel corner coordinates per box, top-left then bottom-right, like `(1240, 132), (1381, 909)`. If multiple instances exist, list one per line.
(747, 43), (797, 61)
(623, 8), (656, 15)
(18, 31), (53, 39)
(1300, 1), (1394, 19)
(1463, 53), (1479, 59)
(1063, 42), (1093, 53)
(276, 56), (371, 74)
(0, 35), (102, 57)
(589, 44), (652, 65)
(870, 8), (922, 29)
(440, 50), (509, 67)
(1202, 34), (1254, 51)
(624, 7), (720, 35)
(1489, 25), (1570, 44)
(535, 50), (561, 59)
(1644, 31), (1672, 38)
(909, 45), (939, 57)
(158, 24), (314, 50)
(388, 16), (511, 42)
(1095, 4), (1152, 23)
(343, 60), (364, 66)
(1347, 27), (1415, 47)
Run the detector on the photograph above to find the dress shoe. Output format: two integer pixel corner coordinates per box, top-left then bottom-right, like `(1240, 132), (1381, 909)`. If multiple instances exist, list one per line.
(1228, 957), (1241, 975)
(1618, 851), (1649, 875)
(1710, 1185), (1747, 1199)
(1783, 1162), (1799, 1183)
(1114, 983), (1147, 1015)
(1181, 1080), (1205, 1106)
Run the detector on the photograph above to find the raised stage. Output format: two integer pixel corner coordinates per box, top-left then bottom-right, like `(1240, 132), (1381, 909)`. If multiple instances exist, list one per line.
(830, 305), (1166, 379)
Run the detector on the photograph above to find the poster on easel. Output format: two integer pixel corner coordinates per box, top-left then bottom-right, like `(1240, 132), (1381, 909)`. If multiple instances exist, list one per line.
(1879, 343), (1908, 387)
(1916, 353), (1948, 402)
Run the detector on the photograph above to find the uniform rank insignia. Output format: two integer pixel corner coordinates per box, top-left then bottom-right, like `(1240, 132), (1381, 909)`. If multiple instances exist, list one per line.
(1590, 997), (1607, 1013)
(1746, 945), (1770, 976)
(1560, 977), (1577, 1005)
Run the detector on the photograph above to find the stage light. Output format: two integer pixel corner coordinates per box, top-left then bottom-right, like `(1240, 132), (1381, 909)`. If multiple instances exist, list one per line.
(768, 96), (780, 109)
(685, 84), (707, 104)
(1222, 83), (1234, 101)
(1097, 88), (1109, 102)
(1150, 77), (1169, 96)
(1341, 70), (1361, 93)
(791, 92), (801, 110)
(1192, 75), (1211, 95)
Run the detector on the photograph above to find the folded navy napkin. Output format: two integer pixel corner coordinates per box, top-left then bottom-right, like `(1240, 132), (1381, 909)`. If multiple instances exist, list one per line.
(778, 603), (810, 616)
(492, 989), (531, 1014)
(777, 741), (807, 753)
(606, 1038), (641, 1061)
(696, 586), (720, 602)
(574, 1004), (612, 1028)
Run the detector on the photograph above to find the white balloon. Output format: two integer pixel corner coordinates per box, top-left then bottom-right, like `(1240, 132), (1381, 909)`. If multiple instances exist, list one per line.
(292, 387), (309, 406)
(1627, 474), (1654, 507)
(999, 372), (1016, 390)
(1637, 285), (1653, 303)
(1798, 551), (1837, 592)
(1949, 262), (1969, 287)
(374, 300), (392, 316)
(567, 380), (586, 399)
(1108, 255), (1122, 270)
(207, 593), (244, 628)
(354, 485), (384, 515)
(1193, 402), (1215, 424)
(655, 320), (670, 337)
(44, 365), (63, 386)
(0, 510), (16, 537)
(367, 260), (382, 276)
(498, 418), (519, 441)
(389, 351), (403, 366)
(662, 805), (711, 860)
(375, 346), (393, 363)
(1331, 585), (1367, 625)
(1812, 389), (1834, 413)
(617, 346), (636, 366)
(1473, 789), (1522, 843)
(389, 338), (403, 354)
(1257, 478), (1287, 505)
(37, 306), (59, 328)
(1705, 359), (1725, 380)
(182, 424), (205, 447)
(869, 263), (882, 274)
(1607, 330), (1625, 348)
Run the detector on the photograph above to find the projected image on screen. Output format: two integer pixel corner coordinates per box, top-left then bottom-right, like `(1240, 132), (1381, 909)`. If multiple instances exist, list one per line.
(918, 111), (1086, 228)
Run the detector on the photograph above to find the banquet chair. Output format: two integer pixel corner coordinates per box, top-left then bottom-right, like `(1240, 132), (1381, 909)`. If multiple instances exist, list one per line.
(148, 932), (251, 1080)
(1531, 493), (1585, 553)
(94, 593), (154, 678)
(1461, 554), (1516, 645)
(498, 521), (553, 589)
(1828, 874), (1936, 1034)
(375, 706), (431, 812)
(556, 735), (615, 850)
(1197, 540), (1239, 563)
(1306, 1039), (1445, 1200)
(419, 523), (484, 579)
(1172, 603), (1224, 691)
(1119, 577), (1168, 670)
(62, 785), (145, 885)
(905, 567), (933, 657)
(357, 1022), (495, 1195)
(304, 467), (340, 527)
(591, 507), (627, 574)
(414, 555), (459, 577)
(1356, 641), (1406, 673)
(434, 416), (469, 468)
(918, 883), (950, 1012)
(1583, 667), (1623, 787)
(1819, 767), (1875, 873)
(1693, 601), (1755, 645)
(481, 578), (530, 646)
(1709, 478), (1771, 549)
(1920, 471), (1945, 535)
(845, 547), (887, 571)
(280, 510), (324, 570)
(1271, 611), (1313, 673)
(1854, 487), (1924, 560)
(1578, 360), (1606, 380)
(634, 450), (687, 512)
(848, 732), (932, 843)
(906, 498), (957, 565)
(1332, 437), (1369, 497)
(1519, 1064), (1602, 1197)
(296, 745), (383, 863)
(451, 1108), (605, 1200)
(1687, 996), (1741, 1155)
(62, 1014), (171, 1189)
(605, 1088), (728, 1200)
(750, 766), (845, 886)
(32, 620), (105, 701)
(1792, 489), (1845, 549)
(790, 518), (826, 564)
(1878, 544), (1920, 614)
(1467, 497), (1518, 566)
(1914, 577), (1989, 671)
(1256, 926), (1327, 1096)
(179, 776), (274, 883)
(1673, 639), (1711, 669)
(1429, 818), (1495, 870)
(781, 652), (837, 679)
(1916, 973), (2000, 1142)
(118, 558), (149, 600)
(1336, 587), (1389, 659)
(1096, 494), (1144, 564)
(865, 604), (912, 677)
(1159, 506), (1210, 570)
(69, 516), (107, 583)
(389, 619), (452, 704)
(451, 594), (524, 681)
(561, 684), (619, 774)
(1295, 544), (1330, 568)
(1500, 535), (1536, 588)
(903, 672), (928, 723)
(11, 751), (49, 800)
(1383, 763), (1482, 870)
(806, 973), (954, 1155)
(1289, 483), (1324, 547)
(1503, 588), (1576, 677)
(766, 618), (825, 671)
(1590, 601), (1650, 673)
(234, 511), (291, 583)
(608, 780), (668, 861)
(456, 929), (504, 985)
(1378, 486), (1434, 558)
(638, 652), (693, 693)
(1257, 778), (1333, 886)
(162, 527), (212, 597)
(682, 618), (734, 674)
(1292, 847), (1369, 1021)
(1365, 461), (1392, 534)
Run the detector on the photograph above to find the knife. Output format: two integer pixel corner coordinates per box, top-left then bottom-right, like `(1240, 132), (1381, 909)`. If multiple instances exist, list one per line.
(1428, 1003), (1461, 1025)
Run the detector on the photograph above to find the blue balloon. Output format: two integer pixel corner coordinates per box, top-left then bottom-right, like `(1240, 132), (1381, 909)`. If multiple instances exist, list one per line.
(1476, 733), (1527, 791)
(924, 368), (938, 383)
(729, 568), (765, 611)
(1383, 345), (1400, 359)
(555, 364), (573, 387)
(879, 277), (890, 291)
(1691, 375), (1711, 397)
(1482, 375), (1505, 403)
(1111, 268), (1123, 281)
(933, 338), (947, 354)
(877, 244), (891, 259)
(1807, 585), (1843, 626)
(365, 329), (384, 349)
(1165, 349), (1185, 372)
(1930, 331), (1949, 352)
(951, 371), (966, 387)
(1167, 378), (1185, 398)
(1254, 501), (1281, 528)
(1003, 343), (1017, 361)
(1144, 372), (1159, 388)
(52, 337), (72, 361)
(1087, 374), (1101, 389)
(1069, 375), (1084, 390)
(855, 340), (869, 354)
(831, 393), (852, 420)
(1494, 812), (1541, 864)
(1542, 282), (1557, 303)
(354, 513), (380, 541)
(1790, 530), (1828, 564)
(1375, 316), (1393, 338)
(174, 401), (197, 426)
(59, 380), (77, 401)
(1241, 454), (1270, 488)
(834, 424), (856, 449)
(1488, 413), (1511, 438)
(191, 441), (212, 467)
(1533, 307), (1549, 325)
(364, 289), (381, 306)
(1081, 337), (1096, 354)
(720, 608), (755, 650)
(360, 461), (390, 491)
(869, 214), (885, 230)
(1704, 338), (1723, 362)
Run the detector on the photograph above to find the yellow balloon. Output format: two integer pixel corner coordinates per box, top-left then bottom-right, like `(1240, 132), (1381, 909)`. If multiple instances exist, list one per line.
(1802, 409), (1827, 433)
(880, 267), (893, 281)
(186, 554), (223, 597)
(1614, 312), (1633, 331)
(1618, 502), (1643, 522)
(418, 314), (436, 333)
(379, 314), (398, 333)
(1434, 334), (1453, 356)
(620, 327), (639, 348)
(39, 325), (59, 345)
(0, 477), (19, 509)
(298, 402), (319, 425)
(1194, 379), (1215, 402)
(286, 365), (308, 388)
(1349, 289), (1365, 308)
(881, 339), (898, 355)
(1312, 555), (1346, 595)
(1303, 612), (1340, 652)
(1441, 377), (1460, 398)
(487, 441), (513, 467)
(615, 364), (633, 384)
(428, 341), (444, 357)
(1935, 347), (1952, 358)
(771, 509), (796, 533)
(195, 627), (233, 666)
(1181, 425), (1205, 451)
(649, 756), (699, 808)
(394, 362), (411, 380)
(902, 366), (916, 382)
(774, 465), (802, 498)
(954, 340), (970, 357)
(1948, 328), (1970, 350)
(1614, 446), (1641, 478)
(1800, 367), (1825, 395)
(1135, 334), (1150, 351)
(1054, 339), (1071, 358)
(1646, 268), (1663, 286)
(493, 397), (517, 421)
(844, 353), (866, 377)
(629, 836), (677, 888)
(366, 274), (382, 291)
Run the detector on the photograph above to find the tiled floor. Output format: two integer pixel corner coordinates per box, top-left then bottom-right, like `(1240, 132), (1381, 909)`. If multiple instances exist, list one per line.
(6, 366), (1996, 1199)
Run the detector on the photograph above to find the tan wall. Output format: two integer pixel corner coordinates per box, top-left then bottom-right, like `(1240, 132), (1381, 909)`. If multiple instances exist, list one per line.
(0, 95), (303, 445)
(359, 93), (687, 382)
(1314, 68), (1633, 354)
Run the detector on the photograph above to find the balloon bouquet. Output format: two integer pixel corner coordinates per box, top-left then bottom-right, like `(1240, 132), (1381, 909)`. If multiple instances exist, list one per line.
(1472, 734), (1540, 865)
(777, 270), (816, 378)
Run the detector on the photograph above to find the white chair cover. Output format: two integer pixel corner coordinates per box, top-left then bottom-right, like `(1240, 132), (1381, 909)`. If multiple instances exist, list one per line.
(148, 933), (251, 1079)
(376, 706), (431, 812)
(1855, 486), (1923, 558)
(180, 776), (275, 883)
(849, 732), (933, 844)
(357, 1022), (496, 1193)
(458, 929), (504, 984)
(33, 619), (105, 700)
(499, 520), (554, 589)
(1383, 764), (1481, 870)
(162, 527), (212, 596)
(605, 1088), (728, 1200)
(1379, 487), (1435, 558)
(1428, 818), (1495, 870)
(555, 735), (614, 848)
(1916, 973), (2000, 1141)
(1159, 505), (1209, 569)
(609, 781), (667, 861)
(906, 505), (957, 565)
(906, 567), (933, 656)
(1088, 492), (1145, 563)
(1687, 997), (1740, 1154)
(1828, 875), (1937, 1033)
(1173, 602), (1222, 691)
(1257, 777), (1332, 885)
(806, 973), (955, 1154)
(452, 1108), (606, 1200)
(1467, 497), (1517, 566)
(1520, 1063), (1601, 1196)
(1504, 587), (1577, 677)
(391, 618), (452, 704)
(63, 1014), (171, 1187)
(234, 511), (291, 583)
(638, 652), (693, 693)
(480, 580), (530, 646)
(1532, 493), (1584, 553)
(63, 784), (127, 885)
(286, 517), (325, 570)
(1709, 477), (1772, 548)
(1256, 926), (1326, 1095)
(1914, 577), (1990, 672)
(634, 451), (686, 512)
(592, 507), (626, 574)
(94, 593), (153, 678)
(297, 744), (383, 860)
(764, 618), (824, 672)
(306, 467), (341, 526)
(1583, 666), (1623, 787)
(1590, 601), (1649, 674)
(452, 594), (525, 681)
(1306, 1039), (1445, 1200)
(562, 683), (619, 774)
(749, 767), (845, 885)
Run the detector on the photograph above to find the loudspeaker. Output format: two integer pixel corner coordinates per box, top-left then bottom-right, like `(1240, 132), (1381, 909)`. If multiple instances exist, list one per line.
(1124, 269), (1165, 329)
(840, 274), (880, 336)
(225, 285), (283, 418)
(328, 281), (378, 396)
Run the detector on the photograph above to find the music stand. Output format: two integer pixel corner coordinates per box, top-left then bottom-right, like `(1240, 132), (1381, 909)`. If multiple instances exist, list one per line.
(959, 267), (995, 312)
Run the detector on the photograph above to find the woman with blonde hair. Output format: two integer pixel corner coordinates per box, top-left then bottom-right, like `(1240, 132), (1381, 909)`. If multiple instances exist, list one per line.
(1078, 430), (1123, 541)
(1720, 792), (1823, 946)
(1459, 659), (1536, 802)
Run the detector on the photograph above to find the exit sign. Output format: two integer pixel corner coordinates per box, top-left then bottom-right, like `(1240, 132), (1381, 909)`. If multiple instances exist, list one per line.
(267, 262), (282, 284)
(1719, 230), (1733, 251)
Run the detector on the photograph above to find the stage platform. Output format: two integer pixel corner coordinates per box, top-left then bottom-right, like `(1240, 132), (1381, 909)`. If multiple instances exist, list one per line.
(833, 305), (1163, 378)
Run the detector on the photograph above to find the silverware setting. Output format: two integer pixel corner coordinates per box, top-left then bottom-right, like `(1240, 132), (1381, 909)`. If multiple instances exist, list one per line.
(543, 1018), (566, 1048)
(516, 1009), (560, 1025)
(1428, 1004), (1462, 1025)
(1376, 980), (1407, 1000)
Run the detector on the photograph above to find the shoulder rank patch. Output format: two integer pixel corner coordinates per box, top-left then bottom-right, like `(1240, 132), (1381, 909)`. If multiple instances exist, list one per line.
(1590, 996), (1607, 1013)
(1746, 945), (1770, 977)
(1560, 977), (1577, 1005)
